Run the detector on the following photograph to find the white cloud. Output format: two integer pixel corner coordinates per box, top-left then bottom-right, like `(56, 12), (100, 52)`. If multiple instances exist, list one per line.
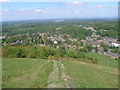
(7, 8), (49, 14)
(48, 0), (56, 2)
(0, 0), (119, 2)
(34, 9), (42, 12)
(3, 9), (8, 12)
(75, 10), (80, 13)
(34, 8), (51, 13)
(19, 9), (43, 13)
(19, 9), (30, 11)
(1, 8), (8, 12)
(65, 1), (84, 6)
(64, 2), (85, 9)
(0, 0), (11, 2)
(97, 4), (108, 8)
(105, 0), (118, 1)
(69, 1), (83, 5)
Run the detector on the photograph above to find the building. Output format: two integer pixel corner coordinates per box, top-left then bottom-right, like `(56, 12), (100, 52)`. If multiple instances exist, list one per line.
(111, 43), (119, 47)
(53, 41), (58, 44)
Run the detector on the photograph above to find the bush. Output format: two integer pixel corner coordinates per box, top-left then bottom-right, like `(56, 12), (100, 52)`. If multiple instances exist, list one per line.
(2, 46), (85, 59)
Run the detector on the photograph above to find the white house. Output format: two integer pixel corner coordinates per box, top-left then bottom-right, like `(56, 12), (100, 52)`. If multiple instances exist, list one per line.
(111, 43), (119, 47)
(53, 41), (58, 44)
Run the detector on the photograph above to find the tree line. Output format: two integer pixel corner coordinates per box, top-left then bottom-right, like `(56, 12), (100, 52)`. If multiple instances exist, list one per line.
(2, 46), (85, 59)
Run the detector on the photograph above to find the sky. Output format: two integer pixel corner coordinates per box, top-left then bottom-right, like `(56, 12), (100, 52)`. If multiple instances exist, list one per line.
(0, 0), (119, 2)
(1, 1), (118, 21)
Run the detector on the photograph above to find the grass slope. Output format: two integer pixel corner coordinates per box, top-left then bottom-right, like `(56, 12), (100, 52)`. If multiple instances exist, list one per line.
(2, 52), (118, 88)
(2, 58), (53, 88)
(62, 60), (118, 88)
(85, 52), (118, 68)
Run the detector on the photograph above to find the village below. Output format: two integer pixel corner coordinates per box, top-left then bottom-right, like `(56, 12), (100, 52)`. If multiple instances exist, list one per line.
(1, 19), (119, 59)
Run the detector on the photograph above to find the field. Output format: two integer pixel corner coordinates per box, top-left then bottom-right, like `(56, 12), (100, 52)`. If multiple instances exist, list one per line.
(0, 58), (1, 89)
(85, 52), (118, 68)
(63, 60), (118, 88)
(2, 53), (118, 88)
(2, 58), (53, 88)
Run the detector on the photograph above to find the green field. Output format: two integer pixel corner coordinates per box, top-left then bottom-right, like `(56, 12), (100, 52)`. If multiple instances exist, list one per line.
(0, 58), (1, 89)
(2, 53), (118, 88)
(2, 58), (53, 88)
(85, 52), (118, 68)
(62, 60), (118, 88)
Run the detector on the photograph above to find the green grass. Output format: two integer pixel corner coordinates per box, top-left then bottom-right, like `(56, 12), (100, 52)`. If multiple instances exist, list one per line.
(62, 52), (118, 88)
(57, 62), (62, 79)
(62, 60), (118, 88)
(2, 58), (53, 88)
(85, 52), (118, 68)
(0, 58), (2, 89)
(57, 62), (65, 86)
(2, 52), (119, 88)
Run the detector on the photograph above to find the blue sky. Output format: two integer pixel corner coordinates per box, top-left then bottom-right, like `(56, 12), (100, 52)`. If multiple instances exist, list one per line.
(1, 2), (118, 21)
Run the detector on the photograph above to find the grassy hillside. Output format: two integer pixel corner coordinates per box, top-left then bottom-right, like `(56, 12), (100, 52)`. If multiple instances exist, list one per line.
(2, 52), (118, 88)
(62, 60), (118, 88)
(2, 58), (53, 88)
(85, 52), (118, 68)
(0, 58), (1, 89)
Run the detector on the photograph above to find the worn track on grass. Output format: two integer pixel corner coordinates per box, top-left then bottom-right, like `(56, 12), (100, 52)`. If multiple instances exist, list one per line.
(47, 60), (73, 88)
(11, 61), (50, 88)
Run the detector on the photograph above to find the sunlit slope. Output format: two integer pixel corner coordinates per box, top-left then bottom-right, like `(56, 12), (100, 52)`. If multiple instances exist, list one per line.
(62, 60), (118, 88)
(2, 58), (53, 88)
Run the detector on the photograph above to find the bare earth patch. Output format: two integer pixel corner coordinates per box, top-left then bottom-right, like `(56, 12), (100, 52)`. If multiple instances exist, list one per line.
(47, 60), (73, 88)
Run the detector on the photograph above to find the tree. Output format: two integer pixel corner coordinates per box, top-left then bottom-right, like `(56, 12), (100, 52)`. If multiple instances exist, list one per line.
(16, 48), (25, 58)
(80, 47), (88, 52)
(59, 47), (66, 57)
(111, 48), (118, 53)
(79, 42), (83, 47)
(27, 46), (38, 58)
(73, 50), (85, 58)
(65, 49), (74, 58)
(100, 42), (105, 47)
(2, 46), (9, 58)
(86, 44), (93, 51)
(100, 42), (109, 52)
(94, 47), (98, 52)
(53, 48), (61, 57)
(103, 47), (108, 52)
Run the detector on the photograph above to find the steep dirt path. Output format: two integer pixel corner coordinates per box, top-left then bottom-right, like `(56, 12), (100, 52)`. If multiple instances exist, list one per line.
(47, 60), (73, 88)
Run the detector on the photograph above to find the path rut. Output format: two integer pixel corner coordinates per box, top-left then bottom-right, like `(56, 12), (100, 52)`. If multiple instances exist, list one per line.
(47, 60), (73, 88)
